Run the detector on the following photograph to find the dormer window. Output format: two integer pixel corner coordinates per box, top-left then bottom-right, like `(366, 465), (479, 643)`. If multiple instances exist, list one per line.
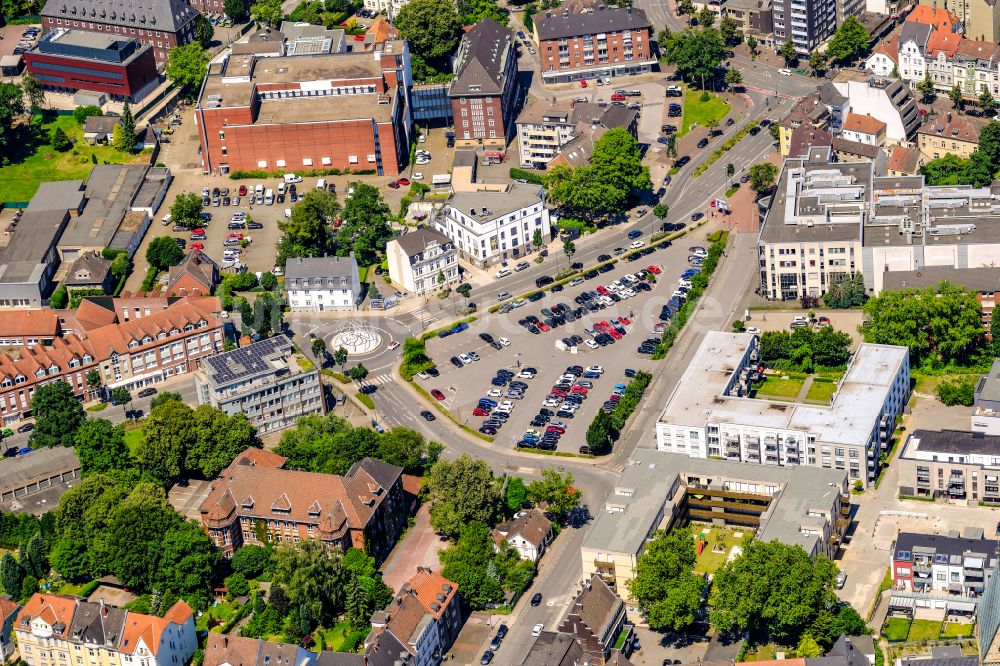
(142, 335), (153, 344)
(184, 324), (194, 332)
(14, 374), (25, 384)
(35, 369), (45, 379)
(157, 332), (167, 340)
(128, 340), (139, 348)
(48, 365), (59, 375)
(83, 354), (93, 363)
(69, 358), (79, 368)
(241, 496), (255, 509)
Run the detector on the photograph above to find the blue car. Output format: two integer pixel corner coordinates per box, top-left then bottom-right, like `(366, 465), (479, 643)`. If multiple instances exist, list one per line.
(583, 371), (601, 379)
(523, 434), (540, 443)
(628, 230), (643, 239)
(453, 322), (469, 333)
(438, 329), (453, 338)
(614, 383), (627, 391)
(479, 398), (498, 408)
(681, 269), (700, 278)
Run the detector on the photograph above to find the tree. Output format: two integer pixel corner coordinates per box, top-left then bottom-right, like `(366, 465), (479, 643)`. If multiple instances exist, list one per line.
(21, 72), (44, 115)
(938, 377), (976, 406)
(586, 408), (617, 454)
(562, 238), (575, 268)
(780, 37), (797, 66)
(653, 203), (670, 226)
(0, 83), (25, 165)
(724, 68), (743, 90)
(273, 540), (345, 626)
(992, 305), (1000, 356)
(505, 477), (528, 515)
(696, 5), (714, 27)
(20, 575), (38, 598)
(311, 337), (327, 361)
(426, 455), (502, 538)
(797, 635), (823, 658)
(113, 100), (135, 152)
(224, 0), (247, 19)
(891, 63), (899, 79)
(73, 105), (103, 125)
(146, 236), (185, 270)
(225, 572), (250, 597)
(74, 419), (129, 474)
(155, 521), (217, 606)
(920, 153), (966, 186)
(526, 468), (580, 519)
(337, 185), (392, 265)
(808, 50), (827, 77)
(85, 369), (102, 397)
(394, 0), (462, 63)
(22, 531), (49, 579)
(136, 400), (195, 483)
(746, 33), (758, 59)
(29, 381), (85, 448)
(186, 405), (260, 478)
(950, 84), (964, 111)
(170, 192), (204, 230)
(748, 162), (779, 195)
(166, 43), (209, 98)
(250, 0), (284, 26)
(628, 530), (703, 631)
(661, 27), (727, 90)
(979, 122), (1000, 164)
(439, 521), (505, 608)
(825, 15), (868, 64)
(334, 346), (349, 369)
(917, 73), (936, 102)
(961, 149), (995, 187)
(193, 14), (214, 48)
(719, 13), (739, 44)
(50, 126), (72, 151)
(49, 285), (68, 309)
(346, 363), (369, 384)
(150, 392), (183, 409)
(231, 544), (273, 579)
(0, 553), (23, 597)
(259, 271), (277, 290)
(678, 0), (694, 16)
(532, 228), (544, 251)
(111, 387), (132, 414)
(111, 254), (130, 280)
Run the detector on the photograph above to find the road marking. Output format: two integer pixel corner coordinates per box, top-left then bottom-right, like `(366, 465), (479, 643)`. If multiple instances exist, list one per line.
(370, 373), (394, 385)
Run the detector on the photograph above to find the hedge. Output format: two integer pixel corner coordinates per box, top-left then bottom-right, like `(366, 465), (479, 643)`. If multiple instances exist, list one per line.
(400, 337), (434, 380)
(610, 371), (652, 431)
(321, 369), (351, 384)
(692, 122), (759, 177)
(419, 316), (478, 342)
(355, 392), (376, 409)
(228, 168), (377, 180)
(139, 266), (160, 293)
(508, 167), (546, 185)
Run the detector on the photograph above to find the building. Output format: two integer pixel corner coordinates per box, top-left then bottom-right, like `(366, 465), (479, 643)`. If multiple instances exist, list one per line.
(194, 334), (324, 435)
(521, 632), (586, 666)
(23, 29), (159, 102)
(516, 99), (638, 170)
(199, 452), (407, 562)
(772, 0), (838, 54)
(0, 311), (62, 347)
(656, 331), (909, 486)
(385, 228), (459, 296)
(40, 0), (200, 64)
(898, 429), (1000, 501)
(492, 508), (553, 562)
(919, 0), (1000, 42)
(581, 449), (850, 602)
(557, 576), (632, 666)
(16, 594), (196, 666)
(829, 72), (921, 144)
(891, 530), (996, 610)
(397, 568), (461, 653)
(279, 21), (347, 56)
(449, 20), (520, 149)
(778, 92), (831, 157)
(917, 111), (986, 161)
(980, 556), (1000, 666)
(975, 361), (1000, 435)
(842, 112), (887, 145)
(724, 0), (774, 41)
(435, 183), (551, 268)
(0, 446), (81, 508)
(64, 252), (113, 293)
(203, 634), (317, 666)
(195, 43), (411, 176)
(164, 250), (218, 297)
(888, 145), (921, 176)
(0, 598), (20, 664)
(284, 256), (361, 312)
(533, 5), (655, 83)
(0, 206), (71, 308)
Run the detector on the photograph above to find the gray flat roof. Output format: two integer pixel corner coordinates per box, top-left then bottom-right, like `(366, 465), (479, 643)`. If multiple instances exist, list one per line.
(882, 267), (1000, 292)
(58, 164), (148, 250)
(28, 180), (85, 212)
(448, 183), (545, 222)
(905, 429), (1000, 458)
(0, 209), (69, 284)
(0, 446), (80, 494)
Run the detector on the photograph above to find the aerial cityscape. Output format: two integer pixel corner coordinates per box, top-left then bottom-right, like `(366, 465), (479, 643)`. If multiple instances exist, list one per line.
(1, 0), (1000, 663)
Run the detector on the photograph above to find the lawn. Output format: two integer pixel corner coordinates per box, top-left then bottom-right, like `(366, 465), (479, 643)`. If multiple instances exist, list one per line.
(742, 643), (784, 661)
(753, 374), (805, 400)
(942, 622), (974, 638)
(123, 426), (145, 457)
(317, 621), (367, 653)
(909, 619), (942, 641)
(883, 617), (911, 641)
(195, 601), (237, 632)
(0, 112), (150, 203)
(679, 88), (732, 138)
(691, 525), (743, 574)
(805, 378), (837, 403)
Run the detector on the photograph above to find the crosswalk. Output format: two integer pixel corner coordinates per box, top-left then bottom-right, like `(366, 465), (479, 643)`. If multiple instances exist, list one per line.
(411, 307), (438, 325)
(369, 373), (394, 385)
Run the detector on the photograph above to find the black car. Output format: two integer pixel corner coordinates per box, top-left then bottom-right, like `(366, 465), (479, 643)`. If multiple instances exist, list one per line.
(692, 212), (704, 221)
(675, 156), (690, 168)
(359, 384), (377, 394)
(480, 648), (495, 664)
(480, 426), (498, 435)
(479, 332), (494, 343)
(138, 387), (157, 398)
(248, 221), (264, 229)
(496, 624), (508, 640)
(749, 126), (761, 136)
(535, 275), (554, 288)
(598, 254), (612, 262)
(598, 263), (614, 273)
(17, 423), (34, 434)
(489, 634), (502, 651)
(528, 291), (545, 302)
(531, 593), (543, 606)
(571, 261), (584, 270)
(584, 270), (599, 279)
(450, 356), (464, 368)
(420, 410), (436, 421)
(697, 137), (709, 148)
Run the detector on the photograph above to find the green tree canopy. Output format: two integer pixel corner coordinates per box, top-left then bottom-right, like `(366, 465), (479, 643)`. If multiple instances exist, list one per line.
(748, 162), (779, 194)
(627, 530), (704, 631)
(74, 418), (130, 474)
(166, 43), (209, 98)
(426, 454), (502, 538)
(336, 184), (393, 265)
(146, 236), (185, 270)
(0, 83), (25, 166)
(224, 0), (247, 19)
(170, 192), (204, 229)
(250, 0), (284, 26)
(825, 16), (869, 63)
(395, 0), (462, 62)
(29, 381), (86, 448)
(526, 468), (581, 519)
(916, 73), (936, 102)
(276, 189), (338, 265)
(661, 27), (726, 89)
(779, 37), (797, 65)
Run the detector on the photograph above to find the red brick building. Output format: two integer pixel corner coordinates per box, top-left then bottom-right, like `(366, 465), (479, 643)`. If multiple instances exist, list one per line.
(23, 29), (159, 102)
(448, 20), (520, 149)
(533, 5), (655, 84)
(195, 41), (411, 176)
(40, 0), (199, 65)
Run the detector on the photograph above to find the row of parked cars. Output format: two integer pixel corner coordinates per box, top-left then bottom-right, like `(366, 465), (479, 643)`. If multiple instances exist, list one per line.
(474, 367), (536, 436)
(518, 365), (605, 451)
(12, 26), (39, 55)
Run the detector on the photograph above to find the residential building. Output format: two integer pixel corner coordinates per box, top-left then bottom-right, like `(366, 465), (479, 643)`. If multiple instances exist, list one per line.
(23, 29), (159, 102)
(891, 530), (995, 610)
(829, 71), (921, 143)
(888, 144), (921, 175)
(278, 21), (347, 56)
(203, 634), (317, 666)
(724, 0), (774, 41)
(557, 576), (632, 666)
(842, 112), (887, 145)
(385, 228), (459, 296)
(398, 569), (461, 652)
(919, 0), (1000, 42)
(980, 556), (1000, 666)
(195, 43), (411, 176)
(581, 449), (850, 602)
(975, 361), (1000, 435)
(521, 632), (586, 666)
(789, 125), (833, 158)
(772, 0), (839, 55)
(448, 20), (520, 149)
(194, 334), (324, 435)
(435, 183), (551, 268)
(366, 569), (460, 665)
(39, 0), (200, 64)
(832, 136), (887, 175)
(0, 446), (81, 507)
(824, 636), (876, 666)
(898, 650), (977, 666)
(778, 92), (830, 157)
(82, 115), (122, 144)
(0, 598), (20, 664)
(917, 111), (986, 161)
(199, 453), (407, 562)
(16, 594), (196, 666)
(533, 6), (655, 83)
(64, 252), (113, 293)
(516, 99), (638, 170)
(898, 429), (1000, 501)
(0, 310), (62, 347)
(758, 147), (869, 300)
(492, 508), (553, 562)
(164, 250), (218, 297)
(284, 256), (361, 312)
(656, 331), (909, 487)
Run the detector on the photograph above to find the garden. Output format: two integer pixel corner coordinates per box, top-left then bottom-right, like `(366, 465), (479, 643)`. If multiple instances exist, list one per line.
(679, 87), (731, 137)
(690, 525), (743, 574)
(882, 617), (975, 642)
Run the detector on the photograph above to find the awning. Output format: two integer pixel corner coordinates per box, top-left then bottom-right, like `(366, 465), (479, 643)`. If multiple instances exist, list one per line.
(890, 596), (916, 610)
(485, 151), (503, 158)
(950, 601), (976, 612)
(948, 583), (963, 593)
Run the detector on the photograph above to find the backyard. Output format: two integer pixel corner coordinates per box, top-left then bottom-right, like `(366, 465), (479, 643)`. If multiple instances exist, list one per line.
(679, 88), (732, 137)
(123, 426), (145, 457)
(0, 113), (150, 204)
(195, 600), (238, 632)
(690, 525), (743, 574)
(315, 621), (367, 653)
(882, 617), (974, 642)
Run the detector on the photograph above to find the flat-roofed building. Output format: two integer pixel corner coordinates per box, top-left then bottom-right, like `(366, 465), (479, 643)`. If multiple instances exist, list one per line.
(898, 429), (1000, 502)
(655, 331), (909, 487)
(0, 447), (81, 507)
(892, 530), (995, 610)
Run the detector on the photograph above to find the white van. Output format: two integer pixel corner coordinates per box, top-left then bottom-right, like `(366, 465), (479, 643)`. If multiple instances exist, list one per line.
(264, 189), (274, 205)
(161, 213), (172, 226)
(316, 178), (327, 191)
(284, 208), (292, 219)
(283, 173), (302, 184)
(277, 182), (287, 195)
(254, 183), (264, 196)
(495, 267), (511, 279)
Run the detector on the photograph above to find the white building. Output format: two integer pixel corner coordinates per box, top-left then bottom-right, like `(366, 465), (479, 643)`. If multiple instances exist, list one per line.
(491, 508), (553, 562)
(655, 331), (910, 487)
(435, 182), (551, 268)
(830, 71), (921, 144)
(892, 530), (996, 610)
(284, 255), (361, 312)
(385, 227), (459, 295)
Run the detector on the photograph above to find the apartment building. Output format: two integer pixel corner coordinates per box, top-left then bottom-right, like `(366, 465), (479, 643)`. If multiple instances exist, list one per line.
(898, 429), (1000, 502)
(557, 576), (632, 666)
(974, 361), (1000, 435)
(16, 594), (196, 666)
(892, 530), (996, 610)
(366, 569), (461, 666)
(448, 20), (520, 149)
(195, 42), (411, 176)
(656, 331), (909, 487)
(40, 0), (200, 64)
(435, 183), (551, 268)
(725, 0), (774, 41)
(842, 113), (887, 145)
(283, 256), (361, 312)
(199, 452), (407, 562)
(194, 334), (324, 435)
(491, 508), (553, 562)
(515, 99), (638, 170)
(533, 5), (654, 83)
(772, 0), (839, 55)
(0, 598), (19, 664)
(203, 635), (316, 666)
(919, 0), (1000, 42)
(581, 449), (849, 602)
(385, 228), (459, 296)
(917, 111), (987, 161)
(829, 72), (921, 144)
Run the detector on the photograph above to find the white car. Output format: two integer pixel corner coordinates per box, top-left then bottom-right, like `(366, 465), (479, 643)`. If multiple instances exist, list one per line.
(745, 327), (761, 335)
(498, 337), (510, 347)
(496, 268), (511, 279)
(498, 400), (514, 411)
(630, 240), (645, 249)
(586, 365), (604, 374)
(498, 291), (513, 300)
(518, 369), (536, 378)
(511, 299), (526, 308)
(532, 624), (545, 637)
(417, 371), (430, 379)
(779, 68), (792, 76)
(459, 353), (473, 364)
(487, 389), (503, 398)
(412, 172), (424, 180)
(585, 339), (599, 349)
(791, 315), (809, 324)
(387, 340), (400, 351)
(569, 277), (585, 286)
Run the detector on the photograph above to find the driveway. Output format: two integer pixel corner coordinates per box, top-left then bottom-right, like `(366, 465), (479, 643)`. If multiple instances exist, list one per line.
(168, 479), (213, 522)
(380, 504), (448, 593)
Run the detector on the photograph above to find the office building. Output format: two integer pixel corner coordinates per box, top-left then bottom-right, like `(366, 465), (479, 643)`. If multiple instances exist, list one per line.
(195, 43), (411, 176)
(581, 449), (849, 602)
(516, 99), (638, 170)
(23, 29), (159, 102)
(448, 19), (520, 149)
(435, 183), (551, 268)
(898, 429), (1000, 501)
(656, 331), (909, 486)
(891, 530), (996, 610)
(40, 0), (200, 64)
(533, 5), (654, 83)
(385, 227), (459, 296)
(284, 255), (361, 312)
(194, 334), (324, 435)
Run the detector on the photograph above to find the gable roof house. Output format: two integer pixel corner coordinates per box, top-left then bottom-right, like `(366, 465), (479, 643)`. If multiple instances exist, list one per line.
(82, 116), (120, 144)
(203, 634), (317, 666)
(164, 250), (219, 297)
(492, 508), (553, 562)
(557, 575), (632, 666)
(63, 252), (112, 292)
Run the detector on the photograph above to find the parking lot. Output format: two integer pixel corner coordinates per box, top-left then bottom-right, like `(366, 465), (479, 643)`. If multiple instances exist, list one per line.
(414, 229), (715, 453)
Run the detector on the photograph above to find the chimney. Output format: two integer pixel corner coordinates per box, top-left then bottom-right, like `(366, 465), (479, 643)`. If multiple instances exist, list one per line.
(947, 111), (952, 122)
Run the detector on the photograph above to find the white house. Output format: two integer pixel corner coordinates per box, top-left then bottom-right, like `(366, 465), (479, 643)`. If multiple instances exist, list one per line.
(385, 227), (459, 295)
(435, 183), (551, 268)
(284, 255), (361, 312)
(492, 508), (553, 562)
(842, 112), (887, 145)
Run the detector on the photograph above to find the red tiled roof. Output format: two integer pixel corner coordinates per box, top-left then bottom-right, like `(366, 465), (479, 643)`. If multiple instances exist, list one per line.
(926, 29), (961, 57)
(0, 598), (21, 623)
(120, 600), (192, 656)
(843, 112), (886, 136)
(906, 5), (959, 31)
(873, 31), (899, 65)
(888, 145), (921, 173)
(16, 594), (77, 638)
(404, 569), (458, 620)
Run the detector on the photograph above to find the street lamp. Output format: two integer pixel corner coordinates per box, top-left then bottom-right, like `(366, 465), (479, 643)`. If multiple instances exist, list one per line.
(515, 353), (522, 368)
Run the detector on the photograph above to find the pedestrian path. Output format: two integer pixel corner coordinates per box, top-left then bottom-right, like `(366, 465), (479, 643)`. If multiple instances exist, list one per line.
(369, 373), (395, 385)
(411, 307), (438, 325)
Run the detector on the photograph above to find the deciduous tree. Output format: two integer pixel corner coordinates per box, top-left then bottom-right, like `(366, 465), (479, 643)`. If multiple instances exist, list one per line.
(825, 16), (868, 64)
(779, 37), (797, 65)
(146, 236), (185, 270)
(916, 73), (936, 102)
(394, 0), (462, 62)
(74, 418), (129, 474)
(250, 0), (284, 26)
(170, 192), (204, 229)
(336, 184), (392, 265)
(627, 530), (703, 631)
(426, 455), (502, 538)
(276, 189), (338, 265)
(526, 468), (580, 519)
(29, 381), (86, 448)
(747, 162), (778, 194)
(166, 43), (209, 98)
(661, 27), (726, 90)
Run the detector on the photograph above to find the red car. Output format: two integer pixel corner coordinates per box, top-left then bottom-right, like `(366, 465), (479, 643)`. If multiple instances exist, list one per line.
(580, 79), (588, 88)
(431, 389), (446, 400)
(550, 389), (567, 397)
(388, 181), (400, 189)
(538, 323), (551, 332)
(570, 386), (587, 394)
(618, 316), (631, 326)
(238, 185), (248, 196)
(647, 265), (661, 274)
(397, 178), (411, 186)
(473, 407), (491, 416)
(546, 425), (566, 434)
(596, 285), (609, 296)
(189, 242), (204, 250)
(609, 394), (622, 402)
(600, 320), (612, 330)
(608, 329), (622, 340)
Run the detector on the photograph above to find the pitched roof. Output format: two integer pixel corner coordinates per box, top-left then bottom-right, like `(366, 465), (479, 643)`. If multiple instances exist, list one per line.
(926, 29), (961, 57)
(401, 568), (458, 620)
(789, 125), (832, 158)
(900, 21), (932, 51)
(383, 594), (428, 650)
(83, 296), (220, 357)
(68, 600), (127, 647)
(16, 594), (78, 638)
(364, 17), (397, 45)
(41, 0), (198, 32)
(365, 630), (410, 666)
(844, 112), (887, 136)
(392, 227), (453, 258)
(493, 508), (552, 548)
(204, 634), (308, 666)
(120, 600), (192, 655)
(917, 111), (986, 144)
(0, 309), (61, 338)
(575, 576), (623, 644)
(223, 447), (288, 474)
(906, 5), (960, 31)
(0, 598), (21, 624)
(956, 38), (1000, 61)
(872, 31), (899, 65)
(888, 144), (921, 173)
(533, 5), (651, 41)
(449, 20), (514, 97)
(83, 115), (120, 135)
(65, 252), (111, 287)
(165, 250), (219, 297)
